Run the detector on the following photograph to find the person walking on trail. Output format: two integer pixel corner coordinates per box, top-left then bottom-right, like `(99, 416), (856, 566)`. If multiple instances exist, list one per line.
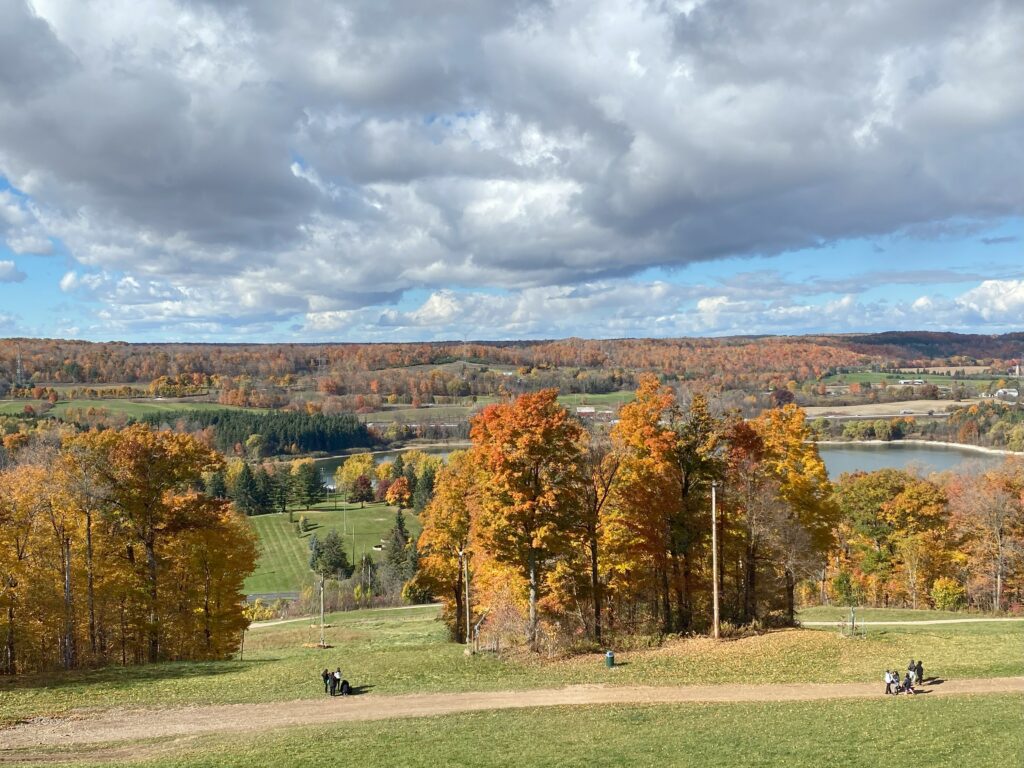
(884, 669), (894, 695)
(321, 668), (331, 694)
(328, 669), (338, 696)
(903, 671), (915, 695)
(333, 668), (342, 696)
(915, 660), (924, 684)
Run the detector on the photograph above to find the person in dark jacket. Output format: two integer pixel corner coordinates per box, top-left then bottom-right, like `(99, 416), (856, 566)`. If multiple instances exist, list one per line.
(915, 660), (924, 684)
(328, 670), (338, 696)
(321, 668), (331, 694)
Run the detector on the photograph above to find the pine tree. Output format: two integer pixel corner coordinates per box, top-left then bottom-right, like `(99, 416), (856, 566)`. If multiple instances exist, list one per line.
(412, 465), (435, 513)
(230, 463), (258, 516)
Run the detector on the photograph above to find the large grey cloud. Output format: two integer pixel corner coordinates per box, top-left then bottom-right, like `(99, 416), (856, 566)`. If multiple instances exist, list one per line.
(1, 0), (1022, 334)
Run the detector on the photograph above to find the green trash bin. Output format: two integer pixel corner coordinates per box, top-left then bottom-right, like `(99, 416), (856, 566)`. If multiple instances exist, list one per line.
(605, 650), (615, 668)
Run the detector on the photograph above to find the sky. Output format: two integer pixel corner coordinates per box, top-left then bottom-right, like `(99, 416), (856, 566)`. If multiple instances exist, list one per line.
(0, 0), (1022, 343)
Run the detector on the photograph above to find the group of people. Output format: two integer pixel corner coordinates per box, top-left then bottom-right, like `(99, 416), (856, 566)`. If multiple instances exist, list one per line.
(321, 667), (352, 696)
(884, 659), (925, 695)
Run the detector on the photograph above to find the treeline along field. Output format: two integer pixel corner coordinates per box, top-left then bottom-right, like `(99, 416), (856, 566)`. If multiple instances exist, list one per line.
(138, 409), (376, 456)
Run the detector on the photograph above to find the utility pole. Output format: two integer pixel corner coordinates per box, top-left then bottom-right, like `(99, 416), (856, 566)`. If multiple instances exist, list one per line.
(711, 480), (720, 641)
(464, 551), (471, 647)
(319, 573), (326, 647)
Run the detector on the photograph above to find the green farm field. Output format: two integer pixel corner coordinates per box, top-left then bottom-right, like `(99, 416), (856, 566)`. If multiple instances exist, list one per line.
(244, 501), (422, 595)
(822, 370), (1002, 388)
(0, 398), (258, 418)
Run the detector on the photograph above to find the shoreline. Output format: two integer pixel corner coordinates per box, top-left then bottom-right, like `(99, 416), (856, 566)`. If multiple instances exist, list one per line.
(311, 441), (472, 464)
(812, 438), (1024, 458)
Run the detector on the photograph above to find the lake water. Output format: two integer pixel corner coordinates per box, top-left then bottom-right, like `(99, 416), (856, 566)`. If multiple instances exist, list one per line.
(817, 442), (1004, 478)
(313, 445), (466, 482)
(314, 441), (1008, 484)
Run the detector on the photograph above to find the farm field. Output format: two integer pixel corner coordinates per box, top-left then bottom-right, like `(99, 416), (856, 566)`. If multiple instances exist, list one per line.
(823, 370), (1001, 387)
(359, 391), (633, 424)
(0, 398), (257, 418)
(244, 501), (422, 595)
(802, 399), (979, 418)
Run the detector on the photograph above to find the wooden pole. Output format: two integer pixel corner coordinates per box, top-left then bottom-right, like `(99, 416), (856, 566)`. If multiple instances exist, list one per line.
(464, 553), (471, 647)
(712, 481), (720, 641)
(319, 573), (326, 647)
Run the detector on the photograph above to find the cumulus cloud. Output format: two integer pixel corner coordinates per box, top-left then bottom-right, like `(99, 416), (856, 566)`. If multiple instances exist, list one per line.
(0, 259), (26, 283)
(0, 0), (1022, 335)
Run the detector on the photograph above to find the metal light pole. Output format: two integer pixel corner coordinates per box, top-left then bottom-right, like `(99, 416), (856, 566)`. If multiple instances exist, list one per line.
(711, 480), (720, 640)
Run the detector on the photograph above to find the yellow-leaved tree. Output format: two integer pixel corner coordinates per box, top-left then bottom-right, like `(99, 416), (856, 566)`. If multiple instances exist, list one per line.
(471, 389), (583, 649)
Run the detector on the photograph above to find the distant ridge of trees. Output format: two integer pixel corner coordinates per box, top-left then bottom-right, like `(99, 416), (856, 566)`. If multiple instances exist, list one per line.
(2, 332), (1021, 387)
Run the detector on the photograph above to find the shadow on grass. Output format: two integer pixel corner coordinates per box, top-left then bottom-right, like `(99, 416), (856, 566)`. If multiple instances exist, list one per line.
(0, 658), (275, 693)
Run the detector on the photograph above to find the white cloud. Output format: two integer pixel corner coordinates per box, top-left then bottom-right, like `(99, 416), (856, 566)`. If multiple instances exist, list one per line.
(0, 259), (27, 283)
(0, 0), (1021, 336)
(956, 279), (1024, 323)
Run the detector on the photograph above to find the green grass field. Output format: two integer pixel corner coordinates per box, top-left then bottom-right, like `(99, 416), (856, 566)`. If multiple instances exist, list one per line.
(0, 398), (257, 418)
(822, 371), (1001, 388)
(61, 695), (1024, 768)
(797, 606), (1009, 622)
(244, 501), (422, 594)
(2, 605), (1020, 727)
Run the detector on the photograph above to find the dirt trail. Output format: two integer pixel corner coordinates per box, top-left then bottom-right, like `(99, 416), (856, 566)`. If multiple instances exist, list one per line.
(2, 677), (1022, 759)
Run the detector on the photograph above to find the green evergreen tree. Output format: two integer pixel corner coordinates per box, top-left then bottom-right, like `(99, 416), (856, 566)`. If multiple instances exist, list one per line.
(292, 462), (326, 507)
(412, 465), (435, 513)
(231, 462), (258, 515)
(206, 469), (228, 499)
(391, 454), (405, 479)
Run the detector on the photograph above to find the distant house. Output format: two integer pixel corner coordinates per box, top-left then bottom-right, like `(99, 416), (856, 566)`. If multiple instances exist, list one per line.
(898, 379), (926, 385)
(995, 388), (1019, 399)
(576, 406), (596, 415)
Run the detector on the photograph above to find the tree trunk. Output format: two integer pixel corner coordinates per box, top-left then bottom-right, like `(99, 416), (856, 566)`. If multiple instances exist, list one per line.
(4, 603), (15, 675)
(994, 537), (1004, 611)
(85, 509), (97, 656)
(784, 568), (796, 626)
(660, 563), (672, 635)
(743, 540), (757, 622)
(589, 535), (602, 644)
(62, 536), (76, 669)
(203, 560), (212, 650)
(144, 539), (160, 663)
(527, 549), (539, 649)
(454, 558), (465, 644)
(680, 554), (693, 631)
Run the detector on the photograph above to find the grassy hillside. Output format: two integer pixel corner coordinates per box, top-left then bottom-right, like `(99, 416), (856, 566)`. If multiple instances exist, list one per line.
(244, 500), (423, 595)
(70, 695), (1024, 768)
(2, 605), (1020, 726)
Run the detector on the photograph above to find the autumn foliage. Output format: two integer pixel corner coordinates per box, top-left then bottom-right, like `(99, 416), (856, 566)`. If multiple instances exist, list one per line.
(418, 378), (840, 649)
(0, 425), (256, 675)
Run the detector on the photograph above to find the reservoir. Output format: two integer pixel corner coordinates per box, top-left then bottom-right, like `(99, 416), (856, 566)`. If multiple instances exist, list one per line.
(816, 442), (1006, 478)
(315, 441), (1011, 483)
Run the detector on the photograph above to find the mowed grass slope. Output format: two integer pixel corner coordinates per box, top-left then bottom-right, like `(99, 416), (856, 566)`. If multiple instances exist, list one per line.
(2, 605), (1021, 726)
(66, 695), (1024, 768)
(244, 501), (422, 595)
(0, 398), (259, 418)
